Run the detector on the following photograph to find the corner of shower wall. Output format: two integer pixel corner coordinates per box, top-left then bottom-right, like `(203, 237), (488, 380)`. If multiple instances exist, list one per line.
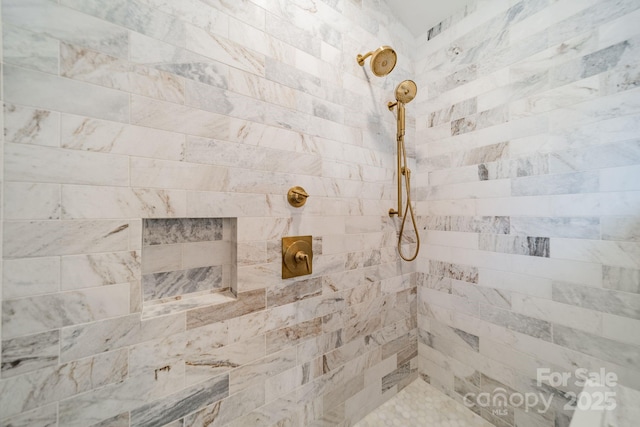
(414, 1), (640, 427)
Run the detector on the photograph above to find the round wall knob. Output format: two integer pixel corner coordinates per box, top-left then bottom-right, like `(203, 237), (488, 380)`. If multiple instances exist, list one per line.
(287, 186), (309, 207)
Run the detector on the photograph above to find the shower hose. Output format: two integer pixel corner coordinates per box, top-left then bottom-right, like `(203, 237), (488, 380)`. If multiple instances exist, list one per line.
(397, 135), (420, 262)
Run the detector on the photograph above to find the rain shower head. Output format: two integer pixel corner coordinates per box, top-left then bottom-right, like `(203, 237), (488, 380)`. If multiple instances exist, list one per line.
(357, 45), (397, 77)
(394, 80), (417, 104)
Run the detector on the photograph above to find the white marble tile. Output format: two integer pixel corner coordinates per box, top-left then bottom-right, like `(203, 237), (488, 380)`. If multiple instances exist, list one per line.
(60, 312), (185, 363)
(2, 283), (130, 338)
(186, 191), (269, 217)
(61, 0), (186, 47)
(129, 31), (229, 89)
(511, 293), (603, 334)
(2, 23), (59, 73)
(0, 402), (58, 427)
(3, 0), (129, 58)
(1, 329), (60, 378)
(4, 65), (129, 122)
(186, 24), (265, 75)
(4, 182), (61, 220)
(62, 185), (187, 219)
(61, 42), (186, 104)
(4, 103), (59, 147)
(3, 257), (60, 299)
(551, 238), (640, 269)
(228, 68), (296, 109)
(5, 143), (129, 186)
(3, 220), (131, 259)
(131, 95), (230, 140)
(602, 313), (640, 346)
(60, 251), (141, 290)
(0, 348), (128, 419)
(130, 158), (228, 192)
(60, 114), (185, 161)
(142, 244), (182, 275)
(600, 164), (640, 192)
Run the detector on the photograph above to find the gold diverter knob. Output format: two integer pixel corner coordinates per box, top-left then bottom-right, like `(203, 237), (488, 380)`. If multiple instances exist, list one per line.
(287, 186), (309, 207)
(282, 236), (313, 279)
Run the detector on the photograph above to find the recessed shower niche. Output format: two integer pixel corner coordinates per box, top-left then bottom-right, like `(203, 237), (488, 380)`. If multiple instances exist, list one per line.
(141, 217), (237, 318)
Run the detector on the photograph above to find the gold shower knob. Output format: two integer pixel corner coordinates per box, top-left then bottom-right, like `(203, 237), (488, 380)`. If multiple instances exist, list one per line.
(287, 186), (309, 207)
(282, 236), (313, 279)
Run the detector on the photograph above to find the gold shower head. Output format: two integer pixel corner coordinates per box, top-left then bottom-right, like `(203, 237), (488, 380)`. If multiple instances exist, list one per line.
(395, 80), (417, 104)
(357, 45), (397, 77)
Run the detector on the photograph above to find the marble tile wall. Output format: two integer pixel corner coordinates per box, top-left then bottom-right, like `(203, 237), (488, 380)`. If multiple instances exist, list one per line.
(0, 0), (419, 426)
(414, 1), (640, 426)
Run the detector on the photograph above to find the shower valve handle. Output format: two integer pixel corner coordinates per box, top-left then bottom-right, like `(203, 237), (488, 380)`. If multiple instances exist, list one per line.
(295, 251), (311, 272)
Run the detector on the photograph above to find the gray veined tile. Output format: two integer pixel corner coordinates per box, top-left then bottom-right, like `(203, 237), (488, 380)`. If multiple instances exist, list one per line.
(228, 347), (297, 394)
(0, 403), (58, 427)
(552, 281), (640, 320)
(429, 261), (478, 284)
(142, 265), (224, 301)
(3, 23), (59, 73)
(0, 348), (128, 419)
(451, 116), (477, 136)
(2, 283), (130, 339)
(553, 324), (640, 370)
(185, 289), (266, 329)
(479, 234), (550, 257)
(601, 216), (640, 242)
(451, 281), (512, 310)
(130, 374), (229, 427)
(452, 141), (509, 167)
(510, 216), (600, 239)
(424, 216), (510, 234)
(183, 385), (265, 427)
(1, 330), (60, 378)
(602, 266), (640, 294)
(59, 312), (185, 363)
(548, 139), (640, 174)
(477, 303), (552, 341)
(143, 218), (223, 246)
(511, 170), (599, 196)
(129, 30), (229, 88)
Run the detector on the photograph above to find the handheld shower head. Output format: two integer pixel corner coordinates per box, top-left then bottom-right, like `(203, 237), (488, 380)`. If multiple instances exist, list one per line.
(357, 45), (397, 77)
(388, 80), (418, 142)
(394, 80), (417, 104)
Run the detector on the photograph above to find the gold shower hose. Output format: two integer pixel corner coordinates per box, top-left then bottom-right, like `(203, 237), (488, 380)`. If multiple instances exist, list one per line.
(397, 134), (420, 262)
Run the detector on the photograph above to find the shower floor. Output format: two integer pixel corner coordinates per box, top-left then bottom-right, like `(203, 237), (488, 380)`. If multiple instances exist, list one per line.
(353, 378), (494, 427)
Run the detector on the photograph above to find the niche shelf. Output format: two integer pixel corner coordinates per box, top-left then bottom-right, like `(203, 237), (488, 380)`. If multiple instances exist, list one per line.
(140, 217), (237, 319)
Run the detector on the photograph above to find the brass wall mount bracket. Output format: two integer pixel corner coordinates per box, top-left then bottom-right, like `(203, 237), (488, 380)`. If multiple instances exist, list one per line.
(287, 186), (309, 208)
(282, 235), (313, 279)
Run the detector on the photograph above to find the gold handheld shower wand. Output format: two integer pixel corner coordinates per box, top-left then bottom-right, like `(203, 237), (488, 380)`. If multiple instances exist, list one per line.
(388, 80), (420, 262)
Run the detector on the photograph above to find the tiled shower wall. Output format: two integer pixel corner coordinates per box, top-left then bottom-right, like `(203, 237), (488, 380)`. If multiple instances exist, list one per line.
(0, 0), (420, 426)
(414, 0), (640, 426)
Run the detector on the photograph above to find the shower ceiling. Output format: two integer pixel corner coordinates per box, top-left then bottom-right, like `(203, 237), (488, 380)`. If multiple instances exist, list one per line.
(384, 0), (472, 36)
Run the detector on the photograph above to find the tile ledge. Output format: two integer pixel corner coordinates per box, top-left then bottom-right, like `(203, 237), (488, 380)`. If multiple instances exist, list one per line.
(141, 290), (236, 320)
